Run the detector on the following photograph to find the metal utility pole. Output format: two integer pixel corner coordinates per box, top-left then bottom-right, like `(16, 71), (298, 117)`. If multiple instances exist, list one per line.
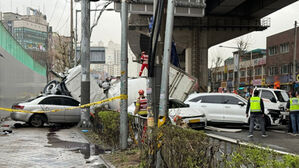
(159, 0), (174, 122)
(70, 0), (74, 67)
(250, 51), (254, 86)
(236, 49), (240, 90)
(120, 0), (128, 150)
(156, 1), (175, 167)
(293, 21), (297, 82)
(79, 0), (91, 128)
(75, 10), (79, 66)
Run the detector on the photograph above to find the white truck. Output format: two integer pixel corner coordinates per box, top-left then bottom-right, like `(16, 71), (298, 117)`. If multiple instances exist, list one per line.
(107, 65), (197, 111)
(253, 87), (289, 125)
(43, 65), (197, 111)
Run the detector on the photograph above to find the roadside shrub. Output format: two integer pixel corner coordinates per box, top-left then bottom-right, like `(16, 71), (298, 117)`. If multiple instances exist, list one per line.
(224, 145), (299, 168)
(97, 111), (134, 149)
(140, 125), (218, 168)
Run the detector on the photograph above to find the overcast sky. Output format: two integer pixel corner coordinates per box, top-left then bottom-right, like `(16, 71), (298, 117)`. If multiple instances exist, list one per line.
(0, 0), (299, 66)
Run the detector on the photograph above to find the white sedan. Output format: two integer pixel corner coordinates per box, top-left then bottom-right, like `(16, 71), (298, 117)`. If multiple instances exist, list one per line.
(128, 98), (207, 129)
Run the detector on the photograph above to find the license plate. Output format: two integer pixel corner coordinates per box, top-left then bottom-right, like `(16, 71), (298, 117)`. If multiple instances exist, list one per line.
(189, 119), (200, 123)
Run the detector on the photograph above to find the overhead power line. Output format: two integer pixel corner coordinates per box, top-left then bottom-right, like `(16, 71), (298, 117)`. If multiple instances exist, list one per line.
(49, 0), (59, 23)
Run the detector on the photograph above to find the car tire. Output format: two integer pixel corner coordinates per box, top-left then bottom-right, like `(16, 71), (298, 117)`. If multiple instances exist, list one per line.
(250, 115), (270, 131)
(29, 114), (45, 128)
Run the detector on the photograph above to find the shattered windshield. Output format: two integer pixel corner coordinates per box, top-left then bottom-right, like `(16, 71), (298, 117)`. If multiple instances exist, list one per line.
(274, 91), (289, 102)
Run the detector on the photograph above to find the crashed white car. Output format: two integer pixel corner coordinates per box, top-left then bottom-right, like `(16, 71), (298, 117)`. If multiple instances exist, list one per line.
(128, 98), (207, 129)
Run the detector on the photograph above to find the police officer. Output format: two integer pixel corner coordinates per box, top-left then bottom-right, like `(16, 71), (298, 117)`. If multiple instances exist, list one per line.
(134, 89), (148, 116)
(246, 90), (267, 137)
(286, 91), (299, 135)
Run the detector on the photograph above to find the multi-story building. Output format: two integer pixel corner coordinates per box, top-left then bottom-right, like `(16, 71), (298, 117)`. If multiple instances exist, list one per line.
(1, 8), (49, 66)
(210, 49), (266, 92)
(266, 26), (299, 90)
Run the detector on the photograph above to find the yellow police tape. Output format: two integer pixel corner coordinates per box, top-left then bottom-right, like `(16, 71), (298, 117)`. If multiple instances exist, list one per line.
(0, 94), (128, 114)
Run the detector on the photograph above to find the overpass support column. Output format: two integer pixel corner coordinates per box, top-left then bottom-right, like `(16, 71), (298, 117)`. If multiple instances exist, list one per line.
(191, 29), (208, 92)
(185, 48), (192, 74)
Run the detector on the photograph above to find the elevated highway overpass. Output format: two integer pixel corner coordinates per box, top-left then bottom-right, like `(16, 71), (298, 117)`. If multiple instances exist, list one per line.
(116, 0), (297, 91)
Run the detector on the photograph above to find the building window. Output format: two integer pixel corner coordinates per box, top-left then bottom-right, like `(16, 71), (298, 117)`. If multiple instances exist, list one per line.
(229, 72), (233, 79)
(255, 67), (262, 76)
(223, 73), (227, 80)
(247, 69), (252, 76)
(281, 64), (289, 74)
(269, 66), (279, 76)
(268, 46), (279, 56)
(217, 73), (222, 81)
(240, 70), (246, 77)
(280, 43), (289, 53)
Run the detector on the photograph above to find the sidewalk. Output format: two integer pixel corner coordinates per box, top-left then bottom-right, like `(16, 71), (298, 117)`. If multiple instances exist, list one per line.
(0, 120), (111, 168)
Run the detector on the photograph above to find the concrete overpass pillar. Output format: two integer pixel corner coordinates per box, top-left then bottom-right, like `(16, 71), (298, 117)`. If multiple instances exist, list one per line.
(191, 29), (208, 92)
(185, 48), (192, 74)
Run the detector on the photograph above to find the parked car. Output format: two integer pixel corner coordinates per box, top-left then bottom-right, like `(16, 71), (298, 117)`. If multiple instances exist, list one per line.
(185, 93), (274, 129)
(11, 95), (80, 127)
(128, 98), (207, 129)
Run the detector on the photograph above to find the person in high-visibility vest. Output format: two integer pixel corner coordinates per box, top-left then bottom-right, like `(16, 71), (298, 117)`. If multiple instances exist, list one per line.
(134, 89), (148, 117)
(246, 90), (267, 138)
(286, 91), (299, 135)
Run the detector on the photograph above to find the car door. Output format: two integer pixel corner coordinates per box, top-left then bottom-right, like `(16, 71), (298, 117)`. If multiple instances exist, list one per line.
(61, 97), (80, 122)
(222, 95), (247, 123)
(38, 97), (65, 122)
(260, 90), (279, 110)
(200, 95), (224, 122)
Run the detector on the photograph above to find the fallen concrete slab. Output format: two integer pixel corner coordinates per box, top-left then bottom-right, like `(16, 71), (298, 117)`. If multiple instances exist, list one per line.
(205, 126), (242, 133)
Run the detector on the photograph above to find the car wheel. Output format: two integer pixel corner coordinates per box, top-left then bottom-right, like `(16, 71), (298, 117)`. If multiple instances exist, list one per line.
(252, 116), (270, 131)
(30, 115), (45, 128)
(253, 119), (261, 131)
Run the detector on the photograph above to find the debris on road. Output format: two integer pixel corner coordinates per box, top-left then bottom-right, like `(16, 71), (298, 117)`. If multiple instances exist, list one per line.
(205, 126), (242, 133)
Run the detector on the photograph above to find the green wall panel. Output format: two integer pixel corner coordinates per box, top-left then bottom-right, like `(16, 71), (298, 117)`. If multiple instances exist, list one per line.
(0, 22), (46, 76)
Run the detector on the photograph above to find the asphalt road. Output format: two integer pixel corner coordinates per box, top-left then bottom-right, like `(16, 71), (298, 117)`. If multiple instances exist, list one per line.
(206, 125), (299, 155)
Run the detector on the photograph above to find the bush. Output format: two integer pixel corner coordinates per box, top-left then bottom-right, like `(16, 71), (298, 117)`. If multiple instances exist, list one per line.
(224, 145), (299, 168)
(140, 125), (218, 168)
(97, 111), (134, 149)
(97, 111), (120, 149)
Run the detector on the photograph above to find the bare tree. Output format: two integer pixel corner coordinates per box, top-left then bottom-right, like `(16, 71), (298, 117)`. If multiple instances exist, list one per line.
(90, 1), (112, 36)
(210, 56), (223, 92)
(48, 33), (72, 74)
(235, 36), (252, 87)
(235, 36), (250, 53)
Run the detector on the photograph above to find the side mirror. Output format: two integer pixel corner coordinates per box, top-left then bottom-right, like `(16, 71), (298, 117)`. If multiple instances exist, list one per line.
(238, 102), (245, 106)
(270, 97), (277, 103)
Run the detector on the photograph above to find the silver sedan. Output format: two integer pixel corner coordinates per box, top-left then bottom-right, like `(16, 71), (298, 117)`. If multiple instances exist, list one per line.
(11, 95), (81, 127)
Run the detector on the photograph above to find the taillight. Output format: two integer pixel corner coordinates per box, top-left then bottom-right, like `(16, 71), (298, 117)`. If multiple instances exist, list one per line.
(12, 105), (24, 109)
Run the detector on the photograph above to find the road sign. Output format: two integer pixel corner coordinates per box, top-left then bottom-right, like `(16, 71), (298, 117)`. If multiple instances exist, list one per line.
(297, 74), (299, 82)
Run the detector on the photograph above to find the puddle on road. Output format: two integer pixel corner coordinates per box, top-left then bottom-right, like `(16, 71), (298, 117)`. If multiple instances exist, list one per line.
(46, 127), (108, 159)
